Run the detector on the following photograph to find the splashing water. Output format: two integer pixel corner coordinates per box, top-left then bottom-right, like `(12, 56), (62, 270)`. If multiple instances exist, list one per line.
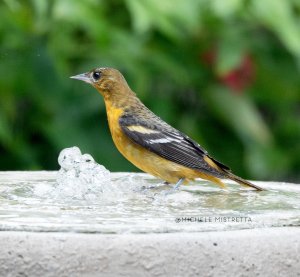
(56, 147), (111, 199)
(0, 147), (299, 233)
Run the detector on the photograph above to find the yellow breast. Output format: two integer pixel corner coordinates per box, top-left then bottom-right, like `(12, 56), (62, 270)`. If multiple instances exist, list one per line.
(104, 103), (200, 183)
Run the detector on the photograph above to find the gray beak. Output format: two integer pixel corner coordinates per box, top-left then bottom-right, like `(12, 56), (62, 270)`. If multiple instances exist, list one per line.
(70, 72), (92, 84)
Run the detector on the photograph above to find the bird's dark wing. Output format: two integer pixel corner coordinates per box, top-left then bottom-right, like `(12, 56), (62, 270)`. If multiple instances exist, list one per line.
(119, 113), (230, 173)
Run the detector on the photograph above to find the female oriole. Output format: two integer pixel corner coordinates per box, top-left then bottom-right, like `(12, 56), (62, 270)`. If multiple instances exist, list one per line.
(71, 67), (263, 191)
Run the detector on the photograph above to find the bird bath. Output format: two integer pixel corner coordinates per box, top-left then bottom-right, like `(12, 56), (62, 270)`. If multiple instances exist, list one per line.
(0, 148), (299, 276)
(0, 172), (300, 234)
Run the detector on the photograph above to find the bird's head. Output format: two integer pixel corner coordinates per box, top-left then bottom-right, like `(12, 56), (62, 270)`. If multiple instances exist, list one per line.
(71, 67), (133, 103)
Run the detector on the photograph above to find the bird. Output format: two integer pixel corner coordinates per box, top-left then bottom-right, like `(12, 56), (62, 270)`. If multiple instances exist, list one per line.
(71, 67), (263, 191)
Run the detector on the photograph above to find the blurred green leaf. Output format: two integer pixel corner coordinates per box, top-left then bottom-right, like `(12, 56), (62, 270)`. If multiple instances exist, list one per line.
(207, 86), (272, 146)
(245, 144), (290, 180)
(0, 113), (12, 147)
(216, 29), (246, 75)
(251, 0), (300, 57)
(210, 0), (243, 19)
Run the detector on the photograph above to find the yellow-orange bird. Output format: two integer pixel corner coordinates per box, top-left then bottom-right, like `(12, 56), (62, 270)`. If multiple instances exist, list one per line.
(71, 68), (263, 191)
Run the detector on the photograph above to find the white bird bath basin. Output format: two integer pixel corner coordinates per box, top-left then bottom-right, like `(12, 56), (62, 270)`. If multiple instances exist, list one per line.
(0, 170), (299, 275)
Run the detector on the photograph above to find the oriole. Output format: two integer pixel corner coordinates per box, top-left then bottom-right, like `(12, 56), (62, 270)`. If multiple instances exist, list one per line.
(71, 67), (263, 191)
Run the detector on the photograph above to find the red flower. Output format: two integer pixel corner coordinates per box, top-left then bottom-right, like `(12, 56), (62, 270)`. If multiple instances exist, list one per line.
(201, 48), (255, 93)
(219, 55), (255, 93)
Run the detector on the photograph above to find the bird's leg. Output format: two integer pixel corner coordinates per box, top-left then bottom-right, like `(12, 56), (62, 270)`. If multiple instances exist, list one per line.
(164, 178), (184, 195)
(174, 178), (184, 190)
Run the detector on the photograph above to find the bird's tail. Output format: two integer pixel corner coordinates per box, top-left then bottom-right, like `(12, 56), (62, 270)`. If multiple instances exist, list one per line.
(226, 172), (264, 191)
(203, 155), (264, 191)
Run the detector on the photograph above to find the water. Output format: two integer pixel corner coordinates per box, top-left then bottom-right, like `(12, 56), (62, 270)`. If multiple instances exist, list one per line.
(0, 147), (299, 234)
(0, 171), (299, 233)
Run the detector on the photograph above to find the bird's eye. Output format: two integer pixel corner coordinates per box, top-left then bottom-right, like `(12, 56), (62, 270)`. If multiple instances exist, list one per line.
(92, 71), (101, 81)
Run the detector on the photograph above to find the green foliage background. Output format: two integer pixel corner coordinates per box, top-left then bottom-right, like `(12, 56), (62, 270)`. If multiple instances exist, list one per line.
(0, 0), (300, 182)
